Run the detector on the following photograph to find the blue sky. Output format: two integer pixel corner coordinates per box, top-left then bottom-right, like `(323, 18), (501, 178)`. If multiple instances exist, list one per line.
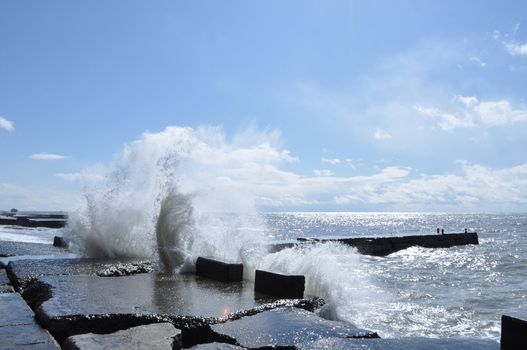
(1, 0), (527, 211)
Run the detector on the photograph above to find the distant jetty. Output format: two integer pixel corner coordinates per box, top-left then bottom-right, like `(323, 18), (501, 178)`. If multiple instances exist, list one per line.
(271, 231), (479, 256)
(0, 211), (67, 229)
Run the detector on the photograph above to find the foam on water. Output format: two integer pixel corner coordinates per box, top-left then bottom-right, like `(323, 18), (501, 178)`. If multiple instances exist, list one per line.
(252, 242), (389, 325)
(0, 226), (56, 244)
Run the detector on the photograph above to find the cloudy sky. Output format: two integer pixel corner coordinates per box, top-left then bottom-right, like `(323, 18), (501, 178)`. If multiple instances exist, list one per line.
(1, 0), (527, 212)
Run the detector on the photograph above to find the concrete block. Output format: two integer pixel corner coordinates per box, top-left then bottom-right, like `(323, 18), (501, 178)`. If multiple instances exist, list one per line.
(196, 257), (243, 282)
(501, 315), (527, 350)
(255, 269), (304, 299)
(62, 323), (181, 350)
(53, 236), (68, 248)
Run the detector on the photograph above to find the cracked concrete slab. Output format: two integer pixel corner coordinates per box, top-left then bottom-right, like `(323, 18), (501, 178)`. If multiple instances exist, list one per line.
(62, 322), (181, 350)
(210, 307), (378, 348)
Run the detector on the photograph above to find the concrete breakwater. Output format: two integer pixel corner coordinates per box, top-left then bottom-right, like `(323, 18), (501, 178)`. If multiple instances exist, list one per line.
(297, 232), (479, 256)
(0, 234), (503, 349)
(0, 212), (67, 229)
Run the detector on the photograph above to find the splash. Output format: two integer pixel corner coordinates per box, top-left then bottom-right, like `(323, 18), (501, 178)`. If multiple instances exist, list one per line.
(64, 124), (389, 334)
(65, 125), (282, 268)
(251, 242), (389, 327)
(155, 190), (195, 272)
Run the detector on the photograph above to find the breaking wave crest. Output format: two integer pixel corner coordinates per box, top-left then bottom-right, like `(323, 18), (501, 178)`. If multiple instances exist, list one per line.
(65, 126), (276, 266)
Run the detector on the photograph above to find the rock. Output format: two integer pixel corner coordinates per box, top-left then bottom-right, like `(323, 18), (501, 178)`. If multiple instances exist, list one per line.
(255, 269), (304, 299)
(501, 314), (527, 350)
(62, 322), (181, 350)
(210, 307), (378, 348)
(0, 293), (59, 348)
(96, 262), (154, 277)
(196, 257), (243, 282)
(297, 337), (499, 349)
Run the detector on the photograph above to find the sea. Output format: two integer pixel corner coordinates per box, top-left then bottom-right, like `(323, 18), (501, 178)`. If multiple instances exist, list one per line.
(2, 212), (525, 343)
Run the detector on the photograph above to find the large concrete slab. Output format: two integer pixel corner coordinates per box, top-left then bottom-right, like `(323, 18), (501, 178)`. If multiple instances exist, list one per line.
(297, 337), (499, 350)
(0, 293), (59, 349)
(7, 257), (153, 289)
(36, 273), (258, 317)
(8, 256), (325, 344)
(210, 307), (378, 348)
(62, 322), (181, 350)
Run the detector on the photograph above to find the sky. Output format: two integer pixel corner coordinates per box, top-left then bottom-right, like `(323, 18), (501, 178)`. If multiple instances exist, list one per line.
(1, 0), (527, 212)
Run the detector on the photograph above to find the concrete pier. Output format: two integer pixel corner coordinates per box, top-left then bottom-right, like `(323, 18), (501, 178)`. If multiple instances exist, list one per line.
(0, 212), (67, 228)
(297, 232), (479, 256)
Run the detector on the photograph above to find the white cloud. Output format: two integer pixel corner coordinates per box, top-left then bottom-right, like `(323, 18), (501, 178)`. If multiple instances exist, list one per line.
(469, 56), (487, 68)
(321, 157), (341, 165)
(345, 158), (356, 168)
(0, 116), (14, 132)
(475, 100), (527, 126)
(455, 95), (478, 106)
(415, 96), (527, 131)
(493, 27), (527, 57)
(373, 129), (392, 140)
(9, 125), (527, 213)
(29, 153), (69, 160)
(313, 169), (334, 177)
(504, 41), (527, 57)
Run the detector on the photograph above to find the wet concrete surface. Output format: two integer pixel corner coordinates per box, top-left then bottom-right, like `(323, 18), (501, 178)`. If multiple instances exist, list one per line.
(62, 322), (181, 350)
(0, 240), (65, 258)
(0, 293), (60, 349)
(210, 307), (378, 348)
(6, 257), (153, 289)
(35, 273), (258, 317)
